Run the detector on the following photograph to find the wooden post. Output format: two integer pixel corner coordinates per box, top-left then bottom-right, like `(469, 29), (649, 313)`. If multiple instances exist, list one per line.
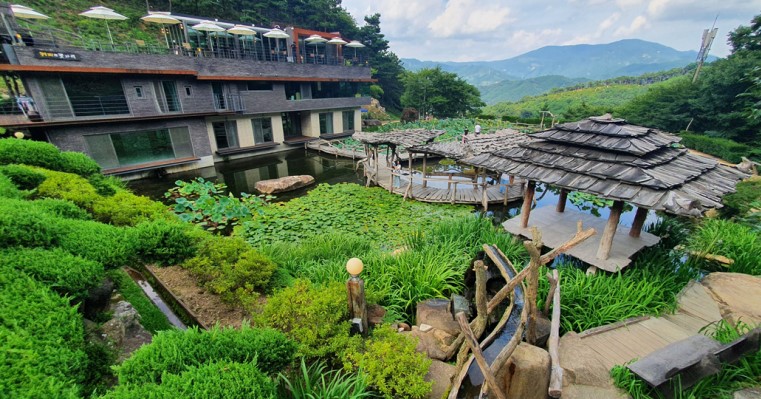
(346, 277), (368, 336)
(481, 169), (488, 210)
(596, 200), (624, 260)
(373, 146), (379, 186)
(524, 228), (542, 345)
(447, 173), (453, 190)
(422, 154), (428, 188)
(556, 188), (568, 213)
(629, 207), (649, 238)
(503, 180), (509, 206)
(455, 312), (508, 399)
(509, 175), (514, 185)
(548, 269), (563, 398)
(543, 272), (557, 316)
(451, 182), (457, 204)
(520, 180), (536, 228)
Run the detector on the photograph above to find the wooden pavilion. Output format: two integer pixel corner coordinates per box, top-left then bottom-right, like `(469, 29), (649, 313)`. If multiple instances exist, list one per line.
(465, 115), (748, 272)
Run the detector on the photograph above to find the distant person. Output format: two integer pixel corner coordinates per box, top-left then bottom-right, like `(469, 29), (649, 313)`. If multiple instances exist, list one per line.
(392, 156), (402, 188)
(461, 129), (470, 144)
(474, 122), (481, 136)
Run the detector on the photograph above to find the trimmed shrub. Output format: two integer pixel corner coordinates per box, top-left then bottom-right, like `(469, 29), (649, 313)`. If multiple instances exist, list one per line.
(59, 151), (101, 176)
(36, 169), (100, 210)
(0, 266), (87, 399)
(254, 279), (353, 359)
(0, 173), (24, 199)
(0, 247), (103, 299)
(0, 164), (46, 189)
(183, 236), (276, 302)
(100, 361), (277, 399)
(57, 218), (136, 269)
(87, 173), (117, 196)
(32, 198), (92, 220)
(91, 190), (168, 226)
(0, 138), (62, 171)
(679, 133), (751, 163)
(132, 219), (198, 266)
(115, 325), (295, 385)
(343, 325), (432, 399)
(0, 197), (63, 248)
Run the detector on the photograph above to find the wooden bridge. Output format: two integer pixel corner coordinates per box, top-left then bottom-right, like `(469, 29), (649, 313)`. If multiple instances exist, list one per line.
(363, 161), (524, 207)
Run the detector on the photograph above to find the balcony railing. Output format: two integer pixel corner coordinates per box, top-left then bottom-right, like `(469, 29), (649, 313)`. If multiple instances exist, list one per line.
(42, 95), (130, 119)
(214, 94), (245, 112)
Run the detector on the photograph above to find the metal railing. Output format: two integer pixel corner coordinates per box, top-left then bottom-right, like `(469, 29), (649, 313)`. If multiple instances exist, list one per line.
(42, 95), (130, 118)
(213, 94), (245, 112)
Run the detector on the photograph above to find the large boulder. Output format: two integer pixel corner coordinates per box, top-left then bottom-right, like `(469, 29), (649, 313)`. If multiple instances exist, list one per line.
(702, 273), (761, 326)
(426, 360), (456, 399)
(255, 175), (315, 194)
(405, 328), (450, 361)
(417, 299), (460, 336)
(497, 342), (551, 399)
(101, 300), (152, 362)
(558, 332), (612, 387)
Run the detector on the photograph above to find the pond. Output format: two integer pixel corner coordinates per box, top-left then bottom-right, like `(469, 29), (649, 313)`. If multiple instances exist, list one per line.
(129, 150), (661, 228)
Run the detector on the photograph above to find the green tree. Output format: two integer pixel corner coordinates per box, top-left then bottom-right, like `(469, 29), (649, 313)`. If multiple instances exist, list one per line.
(356, 14), (404, 112)
(401, 67), (484, 118)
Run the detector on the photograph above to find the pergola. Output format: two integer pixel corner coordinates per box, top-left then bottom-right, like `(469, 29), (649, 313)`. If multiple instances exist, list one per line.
(466, 115), (748, 271)
(353, 129), (445, 186)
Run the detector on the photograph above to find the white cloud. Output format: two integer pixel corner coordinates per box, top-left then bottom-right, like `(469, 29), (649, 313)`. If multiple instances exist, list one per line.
(616, 0), (644, 7)
(427, 0), (513, 37)
(614, 15), (648, 36)
(598, 12), (621, 33)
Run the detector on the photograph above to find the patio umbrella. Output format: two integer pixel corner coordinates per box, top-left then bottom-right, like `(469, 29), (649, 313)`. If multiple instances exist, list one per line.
(305, 34), (327, 64)
(346, 40), (365, 60)
(327, 36), (346, 64)
(191, 20), (224, 52)
(11, 4), (49, 19)
(140, 12), (180, 48)
(227, 25), (257, 57)
(263, 27), (289, 61)
(79, 6), (127, 45)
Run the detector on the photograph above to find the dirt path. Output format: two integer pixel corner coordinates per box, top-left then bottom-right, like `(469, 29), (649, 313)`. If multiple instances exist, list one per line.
(148, 265), (250, 328)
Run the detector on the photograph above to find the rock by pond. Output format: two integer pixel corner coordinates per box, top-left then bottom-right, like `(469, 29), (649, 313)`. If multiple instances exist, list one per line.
(255, 175), (315, 194)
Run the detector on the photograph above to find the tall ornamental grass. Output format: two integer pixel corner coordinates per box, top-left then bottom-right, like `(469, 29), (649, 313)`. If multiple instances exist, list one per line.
(686, 218), (761, 275)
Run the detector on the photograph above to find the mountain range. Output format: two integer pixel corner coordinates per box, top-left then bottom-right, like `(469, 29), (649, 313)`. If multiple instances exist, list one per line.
(402, 39), (714, 104)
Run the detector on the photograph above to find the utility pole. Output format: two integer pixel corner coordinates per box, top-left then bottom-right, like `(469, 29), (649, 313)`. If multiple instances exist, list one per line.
(693, 16), (719, 83)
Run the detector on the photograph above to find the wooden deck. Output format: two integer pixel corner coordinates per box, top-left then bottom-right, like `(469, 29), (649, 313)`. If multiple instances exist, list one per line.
(370, 163), (524, 205)
(503, 206), (660, 272)
(573, 281), (723, 370)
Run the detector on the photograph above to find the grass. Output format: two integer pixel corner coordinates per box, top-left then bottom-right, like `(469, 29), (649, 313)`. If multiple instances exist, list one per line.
(277, 358), (375, 399)
(107, 268), (174, 334)
(611, 320), (761, 398)
(685, 218), (761, 276)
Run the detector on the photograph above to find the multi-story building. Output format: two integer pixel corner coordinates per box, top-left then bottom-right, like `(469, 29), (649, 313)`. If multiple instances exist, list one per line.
(0, 3), (373, 178)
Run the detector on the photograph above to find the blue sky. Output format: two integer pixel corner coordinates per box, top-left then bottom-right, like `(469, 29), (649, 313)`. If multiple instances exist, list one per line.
(343, 0), (761, 62)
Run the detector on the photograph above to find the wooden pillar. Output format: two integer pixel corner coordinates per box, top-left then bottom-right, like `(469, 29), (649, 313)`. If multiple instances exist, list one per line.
(520, 180), (536, 228)
(422, 154), (428, 188)
(524, 231), (542, 345)
(596, 200), (624, 260)
(346, 277), (368, 336)
(548, 269), (563, 398)
(455, 312), (508, 399)
(447, 173), (453, 190)
(629, 207), (648, 238)
(481, 169), (488, 210)
(556, 188), (568, 213)
(509, 175), (515, 185)
(373, 146), (379, 185)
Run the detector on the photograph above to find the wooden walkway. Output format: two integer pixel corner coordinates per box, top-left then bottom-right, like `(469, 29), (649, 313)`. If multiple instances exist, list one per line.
(503, 206), (660, 272)
(369, 163), (524, 205)
(573, 281), (723, 370)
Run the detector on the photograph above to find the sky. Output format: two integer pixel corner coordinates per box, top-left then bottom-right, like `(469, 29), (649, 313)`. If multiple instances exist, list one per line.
(342, 0), (761, 62)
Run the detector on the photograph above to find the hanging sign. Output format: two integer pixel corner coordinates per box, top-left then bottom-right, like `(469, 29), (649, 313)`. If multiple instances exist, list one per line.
(34, 50), (81, 61)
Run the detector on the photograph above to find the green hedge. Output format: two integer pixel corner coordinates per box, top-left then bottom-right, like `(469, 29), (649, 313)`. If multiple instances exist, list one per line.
(56, 218), (135, 269)
(0, 164), (46, 190)
(0, 247), (103, 300)
(115, 325), (295, 385)
(31, 198), (92, 220)
(679, 133), (751, 163)
(100, 361), (277, 399)
(0, 266), (87, 399)
(132, 219), (199, 266)
(0, 138), (100, 176)
(0, 173), (24, 199)
(0, 197), (64, 248)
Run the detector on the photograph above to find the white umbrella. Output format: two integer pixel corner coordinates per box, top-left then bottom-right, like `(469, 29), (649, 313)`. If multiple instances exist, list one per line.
(346, 40), (365, 59)
(79, 6), (127, 45)
(11, 4), (49, 19)
(192, 21), (224, 52)
(227, 25), (257, 57)
(327, 36), (346, 64)
(141, 12), (180, 48)
(305, 34), (327, 64)
(263, 28), (289, 61)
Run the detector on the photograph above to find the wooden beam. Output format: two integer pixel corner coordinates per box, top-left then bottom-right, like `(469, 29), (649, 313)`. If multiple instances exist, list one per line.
(596, 200), (624, 260)
(629, 207), (649, 238)
(543, 272), (557, 316)
(455, 312), (507, 399)
(524, 234), (542, 345)
(481, 169), (488, 211)
(520, 180), (536, 228)
(487, 261), (532, 314)
(422, 154), (428, 188)
(548, 269), (563, 398)
(556, 188), (568, 213)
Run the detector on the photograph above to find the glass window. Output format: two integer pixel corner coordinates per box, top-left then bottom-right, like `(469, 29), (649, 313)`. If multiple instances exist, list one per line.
(284, 82), (301, 100)
(84, 127), (193, 168)
(212, 121), (239, 149)
(319, 112), (333, 134)
(184, 86), (192, 96)
(155, 81), (181, 112)
(246, 81), (273, 91)
(135, 86), (143, 98)
(60, 74), (129, 117)
(251, 117), (273, 144)
(342, 110), (355, 131)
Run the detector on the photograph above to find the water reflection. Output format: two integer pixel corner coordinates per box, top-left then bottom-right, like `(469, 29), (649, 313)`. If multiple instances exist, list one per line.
(128, 149), (364, 202)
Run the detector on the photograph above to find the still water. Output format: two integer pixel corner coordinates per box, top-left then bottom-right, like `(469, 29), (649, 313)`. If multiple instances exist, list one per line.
(129, 149), (660, 228)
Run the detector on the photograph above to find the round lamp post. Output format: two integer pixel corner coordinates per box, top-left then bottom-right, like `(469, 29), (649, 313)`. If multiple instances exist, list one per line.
(346, 257), (368, 336)
(13, 131), (24, 139)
